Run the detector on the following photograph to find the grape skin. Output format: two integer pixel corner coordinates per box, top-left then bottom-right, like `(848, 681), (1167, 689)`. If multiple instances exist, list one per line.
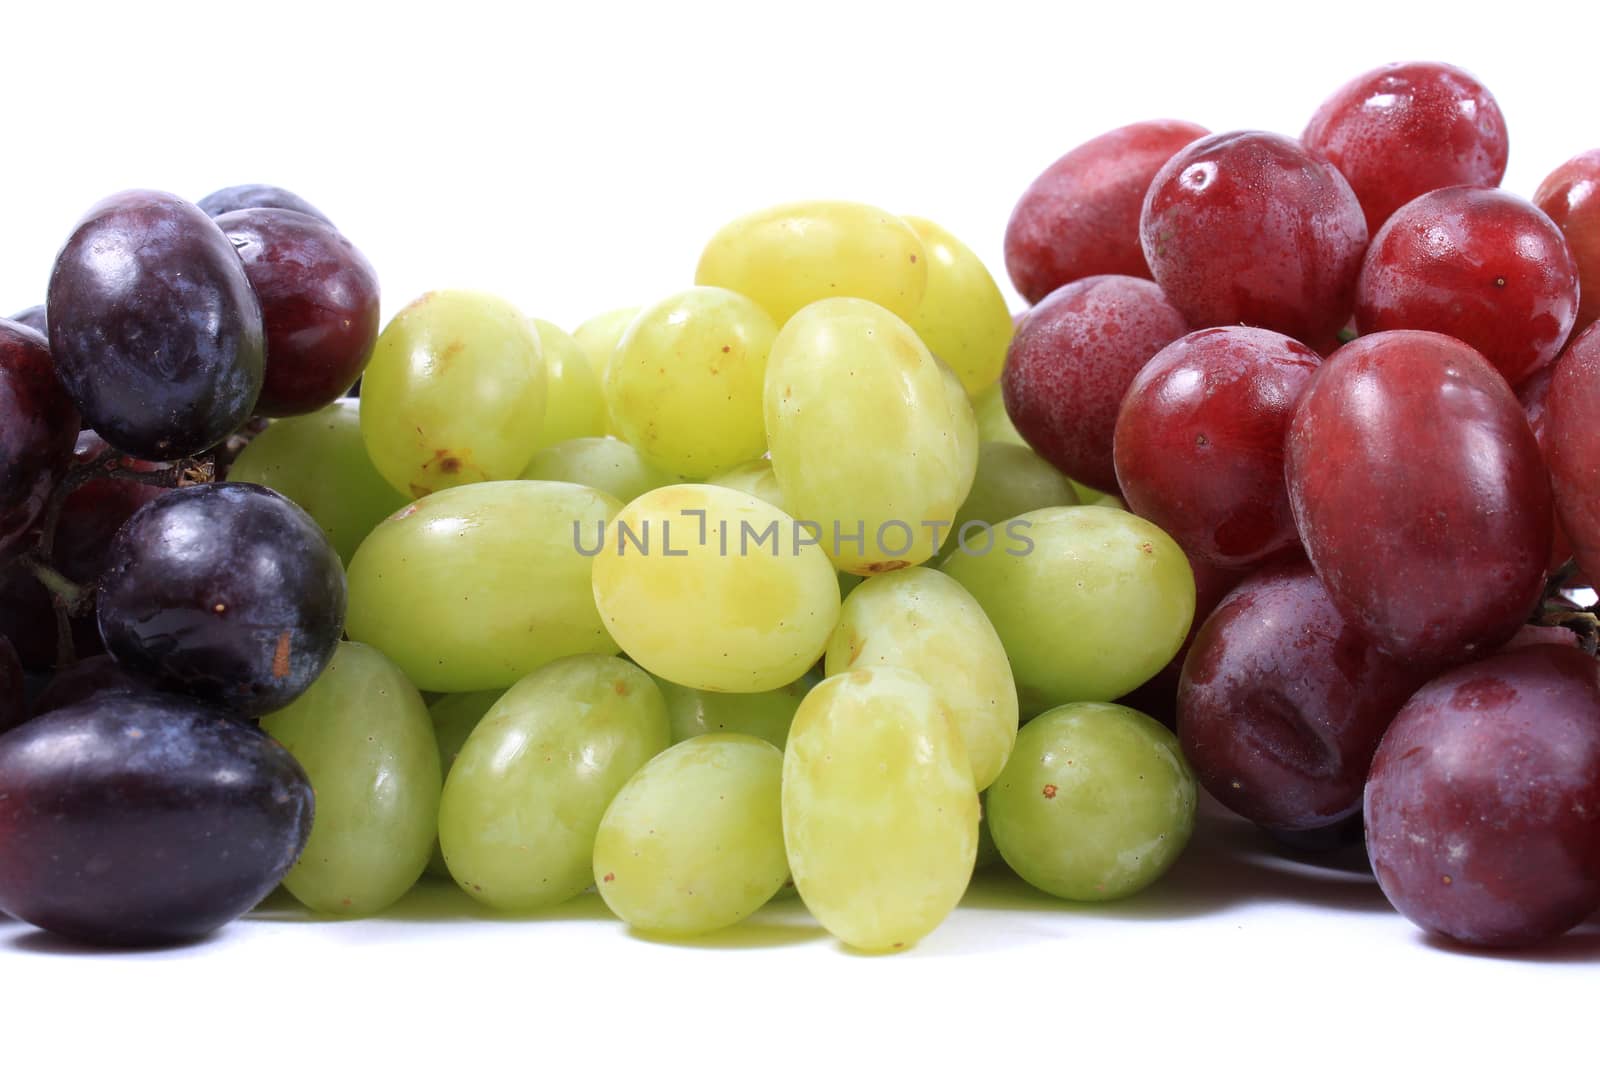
(521, 436), (676, 503)
(198, 182), (331, 224)
(530, 319), (607, 449)
(1546, 323), (1600, 578)
(0, 320), (81, 558)
(660, 674), (812, 750)
(1536, 149), (1600, 337)
(903, 215), (1013, 394)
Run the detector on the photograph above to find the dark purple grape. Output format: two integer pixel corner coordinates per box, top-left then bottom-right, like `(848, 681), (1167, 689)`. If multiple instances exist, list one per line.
(0, 693), (313, 945)
(1, 320), (81, 557)
(8, 306), (47, 333)
(214, 208), (380, 417)
(1365, 645), (1600, 948)
(0, 635), (24, 733)
(197, 183), (331, 225)
(46, 190), (264, 460)
(1265, 813), (1367, 856)
(29, 653), (164, 720)
(98, 482), (345, 716)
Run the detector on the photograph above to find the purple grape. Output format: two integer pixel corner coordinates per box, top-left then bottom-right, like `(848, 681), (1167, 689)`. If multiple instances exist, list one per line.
(0, 635), (24, 733)
(0, 319), (81, 557)
(197, 183), (331, 225)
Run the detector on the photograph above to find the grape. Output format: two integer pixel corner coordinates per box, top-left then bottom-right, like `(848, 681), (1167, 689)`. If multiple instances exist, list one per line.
(0, 693), (313, 946)
(8, 305), (46, 332)
(261, 642), (440, 915)
(974, 793), (1000, 871)
(707, 457), (784, 510)
(607, 287), (774, 478)
(1364, 645), (1600, 948)
(359, 290), (546, 498)
(932, 441), (1078, 564)
(530, 319), (607, 449)
(1547, 324), (1600, 578)
(571, 306), (640, 396)
(1303, 61), (1509, 233)
(0, 567), (68, 670)
(824, 568), (1017, 790)
(1535, 149), (1600, 337)
(214, 208), (380, 416)
(1001, 275), (1188, 493)
(973, 381), (1026, 447)
(0, 319), (80, 557)
(521, 436), (674, 503)
(1516, 363), (1578, 572)
(1004, 119), (1209, 303)
(0, 635), (23, 733)
(942, 506), (1194, 715)
(1178, 561), (1423, 831)
(347, 480), (619, 692)
(47, 190), (264, 459)
(591, 484), (839, 692)
(902, 216), (1012, 393)
(1140, 131), (1367, 349)
(1120, 550), (1247, 728)
(594, 734), (788, 936)
(661, 673), (812, 749)
(227, 398), (410, 565)
(425, 689), (505, 876)
(1286, 331), (1551, 665)
(1114, 326), (1320, 568)
(198, 183), (331, 224)
(988, 702), (1195, 900)
(27, 653), (161, 720)
(765, 298), (978, 573)
(1355, 187), (1579, 386)
(438, 655), (670, 911)
(782, 668), (978, 951)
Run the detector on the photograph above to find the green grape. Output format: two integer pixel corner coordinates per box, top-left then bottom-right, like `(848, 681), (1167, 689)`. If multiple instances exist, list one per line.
(347, 480), (621, 692)
(260, 642), (441, 915)
(438, 655), (671, 911)
(973, 380), (1026, 447)
(933, 441), (1079, 565)
(361, 290), (546, 498)
(987, 702), (1195, 900)
(695, 200), (928, 324)
(425, 689), (505, 878)
(709, 458), (784, 511)
(530, 319), (606, 448)
(521, 436), (675, 503)
(765, 298), (978, 574)
(227, 398), (408, 565)
(660, 671), (815, 749)
(591, 484), (839, 692)
(941, 506), (1194, 716)
(607, 287), (775, 479)
(782, 668), (978, 951)
(824, 568), (1016, 791)
(902, 216), (1012, 394)
(594, 734), (787, 936)
(572, 305), (640, 431)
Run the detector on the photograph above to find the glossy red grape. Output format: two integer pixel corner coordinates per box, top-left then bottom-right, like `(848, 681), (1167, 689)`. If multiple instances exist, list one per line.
(0, 320), (81, 559)
(0, 693), (313, 945)
(97, 483), (346, 716)
(0, 635), (23, 734)
(198, 183), (331, 225)
(1286, 331), (1551, 666)
(1179, 561), (1424, 831)
(1001, 275), (1187, 492)
(1303, 61), (1508, 233)
(1518, 362), (1577, 571)
(1140, 131), (1367, 349)
(1547, 323), (1600, 578)
(47, 190), (264, 460)
(1534, 149), (1600, 337)
(214, 208), (380, 417)
(1004, 120), (1209, 303)
(1365, 644), (1600, 948)
(1355, 187), (1579, 386)
(1114, 326), (1320, 569)
(7, 306), (46, 333)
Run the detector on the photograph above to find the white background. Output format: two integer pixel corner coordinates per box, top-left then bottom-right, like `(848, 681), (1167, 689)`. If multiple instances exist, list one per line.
(3, 1), (1597, 1062)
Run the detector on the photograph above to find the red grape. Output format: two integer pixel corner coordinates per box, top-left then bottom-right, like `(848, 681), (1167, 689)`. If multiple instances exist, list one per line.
(1303, 61), (1508, 233)
(1546, 323), (1600, 578)
(1364, 644), (1600, 948)
(1114, 326), (1320, 569)
(7, 306), (46, 333)
(1004, 120), (1208, 303)
(0, 320), (81, 559)
(1518, 362), (1577, 571)
(1001, 275), (1187, 492)
(1139, 130), (1367, 349)
(1355, 186), (1579, 386)
(1534, 149), (1600, 337)
(1286, 330), (1551, 666)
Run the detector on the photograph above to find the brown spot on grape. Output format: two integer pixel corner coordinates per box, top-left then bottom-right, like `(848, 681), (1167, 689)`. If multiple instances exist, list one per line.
(863, 559), (911, 574)
(613, 680), (630, 696)
(272, 632), (292, 679)
(721, 345), (731, 353)
(909, 254), (918, 264)
(439, 455), (462, 474)
(1442, 875), (1453, 885)
(1140, 542), (1153, 555)
(213, 602), (227, 614)
(1042, 784), (1058, 799)
(1494, 277), (1506, 288)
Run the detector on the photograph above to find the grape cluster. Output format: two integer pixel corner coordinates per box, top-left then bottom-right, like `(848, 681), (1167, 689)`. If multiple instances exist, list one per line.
(1, 59), (1598, 956)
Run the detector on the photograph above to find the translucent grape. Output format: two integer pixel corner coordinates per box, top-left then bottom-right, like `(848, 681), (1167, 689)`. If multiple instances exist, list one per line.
(708, 458), (784, 510)
(521, 436), (675, 503)
(932, 441), (1079, 564)
(902, 216), (1012, 393)
(660, 672), (814, 749)
(530, 319), (606, 448)
(571, 306), (640, 383)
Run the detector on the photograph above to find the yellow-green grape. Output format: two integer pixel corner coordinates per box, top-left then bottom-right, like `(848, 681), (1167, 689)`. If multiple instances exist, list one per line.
(260, 642), (441, 915)
(227, 398), (409, 565)
(824, 568), (1017, 790)
(521, 436), (675, 503)
(941, 506), (1194, 717)
(782, 668), (978, 951)
(933, 441), (1080, 565)
(347, 480), (621, 692)
(361, 291), (546, 498)
(709, 458), (784, 511)
(606, 287), (775, 478)
(591, 484), (840, 692)
(974, 380), (1026, 448)
(765, 298), (978, 574)
(425, 689), (505, 878)
(438, 655), (670, 911)
(987, 703), (1195, 900)
(572, 306), (640, 431)
(530, 319), (606, 448)
(695, 200), (928, 324)
(902, 216), (1012, 394)
(660, 671), (815, 749)
(593, 734), (787, 937)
